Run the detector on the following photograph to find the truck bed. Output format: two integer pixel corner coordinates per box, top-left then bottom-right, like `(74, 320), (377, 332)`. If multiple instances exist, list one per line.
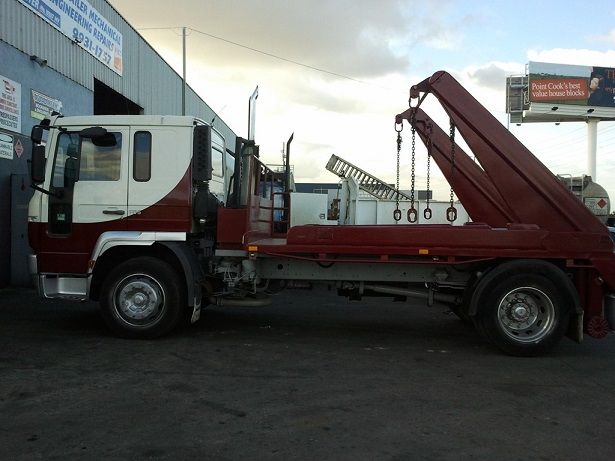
(246, 223), (614, 266)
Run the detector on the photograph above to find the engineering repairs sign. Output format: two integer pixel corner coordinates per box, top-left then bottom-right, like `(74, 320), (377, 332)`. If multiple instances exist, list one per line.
(18, 0), (123, 75)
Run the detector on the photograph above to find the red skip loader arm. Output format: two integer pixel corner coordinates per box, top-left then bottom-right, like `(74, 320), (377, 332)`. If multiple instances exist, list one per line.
(396, 71), (607, 234)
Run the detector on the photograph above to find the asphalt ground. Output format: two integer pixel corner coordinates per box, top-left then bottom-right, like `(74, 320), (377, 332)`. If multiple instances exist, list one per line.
(1, 286), (615, 460)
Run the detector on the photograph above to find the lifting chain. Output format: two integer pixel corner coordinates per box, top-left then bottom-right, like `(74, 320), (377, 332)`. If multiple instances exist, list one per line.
(424, 126), (432, 220)
(447, 120), (458, 223)
(393, 122), (403, 222)
(407, 119), (418, 223)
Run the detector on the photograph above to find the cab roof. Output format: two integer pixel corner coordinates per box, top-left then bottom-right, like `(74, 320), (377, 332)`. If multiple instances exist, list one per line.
(48, 114), (206, 128)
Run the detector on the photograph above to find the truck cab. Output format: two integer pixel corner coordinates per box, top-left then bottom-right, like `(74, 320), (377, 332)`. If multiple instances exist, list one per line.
(28, 114), (229, 303)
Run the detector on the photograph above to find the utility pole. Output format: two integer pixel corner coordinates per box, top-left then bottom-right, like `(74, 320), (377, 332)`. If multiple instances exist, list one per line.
(182, 26), (187, 116)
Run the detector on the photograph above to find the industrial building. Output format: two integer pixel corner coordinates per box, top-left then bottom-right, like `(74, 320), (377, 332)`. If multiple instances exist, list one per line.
(0, 0), (236, 287)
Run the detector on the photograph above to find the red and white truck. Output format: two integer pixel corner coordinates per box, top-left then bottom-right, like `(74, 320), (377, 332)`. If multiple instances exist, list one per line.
(27, 71), (615, 355)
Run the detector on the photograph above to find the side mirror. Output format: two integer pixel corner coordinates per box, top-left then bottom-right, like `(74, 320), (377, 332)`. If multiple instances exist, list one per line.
(80, 127), (117, 147)
(80, 126), (107, 139)
(64, 157), (79, 189)
(31, 125), (45, 144)
(91, 133), (118, 147)
(31, 145), (46, 184)
(193, 125), (212, 181)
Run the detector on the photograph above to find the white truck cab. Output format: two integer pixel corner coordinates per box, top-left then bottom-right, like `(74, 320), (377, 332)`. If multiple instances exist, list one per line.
(28, 115), (232, 335)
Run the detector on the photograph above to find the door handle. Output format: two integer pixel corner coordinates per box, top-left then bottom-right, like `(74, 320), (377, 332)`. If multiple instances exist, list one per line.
(103, 209), (125, 215)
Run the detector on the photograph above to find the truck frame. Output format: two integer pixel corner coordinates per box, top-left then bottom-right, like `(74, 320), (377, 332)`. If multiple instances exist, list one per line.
(27, 71), (615, 356)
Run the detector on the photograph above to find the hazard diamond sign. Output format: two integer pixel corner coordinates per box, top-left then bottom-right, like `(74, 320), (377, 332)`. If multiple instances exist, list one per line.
(14, 138), (23, 158)
(585, 197), (609, 216)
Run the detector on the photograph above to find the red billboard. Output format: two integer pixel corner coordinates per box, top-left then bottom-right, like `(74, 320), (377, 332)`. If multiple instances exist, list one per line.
(529, 78), (588, 102)
(528, 62), (615, 108)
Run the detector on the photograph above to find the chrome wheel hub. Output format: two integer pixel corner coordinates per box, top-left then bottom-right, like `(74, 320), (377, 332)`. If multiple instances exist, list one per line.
(114, 275), (165, 325)
(497, 287), (555, 343)
(512, 304), (529, 321)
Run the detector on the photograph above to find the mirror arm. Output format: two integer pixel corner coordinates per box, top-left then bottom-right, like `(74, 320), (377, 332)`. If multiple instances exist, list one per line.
(30, 183), (61, 198)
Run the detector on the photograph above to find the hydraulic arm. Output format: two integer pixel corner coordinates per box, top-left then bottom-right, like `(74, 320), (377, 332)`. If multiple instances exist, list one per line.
(396, 71), (607, 234)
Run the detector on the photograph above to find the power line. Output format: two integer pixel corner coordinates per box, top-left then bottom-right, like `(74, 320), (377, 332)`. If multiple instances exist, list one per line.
(137, 26), (397, 91)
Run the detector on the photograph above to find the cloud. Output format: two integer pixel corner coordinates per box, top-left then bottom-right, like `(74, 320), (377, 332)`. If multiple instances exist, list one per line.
(588, 28), (615, 44)
(465, 62), (525, 91)
(112, 0), (463, 79)
(527, 48), (615, 67)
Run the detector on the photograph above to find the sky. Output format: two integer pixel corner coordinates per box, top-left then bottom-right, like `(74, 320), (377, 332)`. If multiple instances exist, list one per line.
(108, 0), (615, 202)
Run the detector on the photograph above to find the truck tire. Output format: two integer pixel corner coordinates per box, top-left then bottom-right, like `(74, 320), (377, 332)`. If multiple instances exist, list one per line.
(472, 260), (571, 356)
(99, 256), (187, 339)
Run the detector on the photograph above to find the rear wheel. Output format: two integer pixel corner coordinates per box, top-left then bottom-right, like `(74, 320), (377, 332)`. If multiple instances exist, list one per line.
(472, 261), (571, 356)
(100, 257), (186, 339)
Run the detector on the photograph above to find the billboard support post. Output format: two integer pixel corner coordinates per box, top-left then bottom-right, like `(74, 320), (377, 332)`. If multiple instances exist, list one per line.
(587, 119), (599, 180)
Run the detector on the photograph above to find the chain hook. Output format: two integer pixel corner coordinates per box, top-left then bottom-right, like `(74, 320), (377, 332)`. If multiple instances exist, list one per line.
(393, 121), (403, 221)
(446, 207), (458, 222)
(447, 120), (458, 222)
(424, 123), (433, 220)
(408, 121), (416, 222)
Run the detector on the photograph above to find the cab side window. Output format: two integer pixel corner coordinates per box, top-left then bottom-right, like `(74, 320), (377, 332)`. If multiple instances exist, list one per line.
(51, 132), (80, 188)
(133, 131), (151, 182)
(212, 147), (224, 177)
(79, 133), (122, 181)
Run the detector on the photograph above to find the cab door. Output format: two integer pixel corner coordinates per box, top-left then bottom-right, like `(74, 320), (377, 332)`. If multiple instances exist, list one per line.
(72, 128), (129, 225)
(39, 127), (128, 274)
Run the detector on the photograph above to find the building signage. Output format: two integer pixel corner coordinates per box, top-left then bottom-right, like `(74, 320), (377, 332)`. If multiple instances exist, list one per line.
(18, 0), (123, 76)
(528, 62), (615, 108)
(14, 139), (24, 158)
(0, 75), (21, 133)
(0, 134), (14, 160)
(31, 89), (63, 120)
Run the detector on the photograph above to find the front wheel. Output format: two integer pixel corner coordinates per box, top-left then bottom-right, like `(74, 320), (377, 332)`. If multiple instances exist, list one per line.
(99, 257), (187, 339)
(472, 261), (572, 356)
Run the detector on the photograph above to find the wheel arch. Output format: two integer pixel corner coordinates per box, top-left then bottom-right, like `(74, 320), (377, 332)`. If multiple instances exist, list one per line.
(467, 259), (581, 318)
(470, 258), (582, 355)
(90, 242), (203, 306)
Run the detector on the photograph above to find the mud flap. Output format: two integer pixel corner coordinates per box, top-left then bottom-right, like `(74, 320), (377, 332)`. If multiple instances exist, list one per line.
(566, 311), (584, 344)
(190, 284), (202, 324)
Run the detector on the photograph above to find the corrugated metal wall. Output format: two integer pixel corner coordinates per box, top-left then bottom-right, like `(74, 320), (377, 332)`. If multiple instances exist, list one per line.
(0, 0), (237, 148)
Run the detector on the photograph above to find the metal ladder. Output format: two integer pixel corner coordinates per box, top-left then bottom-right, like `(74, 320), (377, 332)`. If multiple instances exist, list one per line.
(325, 154), (412, 201)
